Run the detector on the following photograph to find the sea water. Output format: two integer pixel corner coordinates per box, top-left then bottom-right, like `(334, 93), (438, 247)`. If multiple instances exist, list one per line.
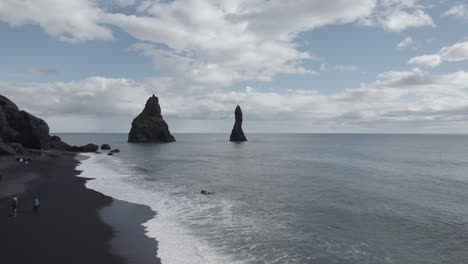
(60, 134), (468, 264)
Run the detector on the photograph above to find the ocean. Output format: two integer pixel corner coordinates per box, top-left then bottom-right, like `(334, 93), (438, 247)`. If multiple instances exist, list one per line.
(58, 134), (468, 264)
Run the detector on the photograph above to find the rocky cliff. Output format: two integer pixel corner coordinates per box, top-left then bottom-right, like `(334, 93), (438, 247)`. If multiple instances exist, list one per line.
(0, 95), (50, 149)
(229, 105), (247, 142)
(128, 95), (175, 143)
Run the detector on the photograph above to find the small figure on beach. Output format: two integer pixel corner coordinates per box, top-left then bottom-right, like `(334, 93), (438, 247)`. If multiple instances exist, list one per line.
(33, 198), (39, 215)
(25, 158), (29, 165)
(11, 197), (18, 217)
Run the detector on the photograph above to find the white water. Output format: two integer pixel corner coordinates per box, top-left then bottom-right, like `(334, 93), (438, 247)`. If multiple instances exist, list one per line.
(77, 154), (248, 264)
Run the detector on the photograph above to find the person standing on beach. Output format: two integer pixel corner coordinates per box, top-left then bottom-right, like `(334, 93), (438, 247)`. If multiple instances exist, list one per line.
(33, 198), (39, 215)
(12, 197), (18, 217)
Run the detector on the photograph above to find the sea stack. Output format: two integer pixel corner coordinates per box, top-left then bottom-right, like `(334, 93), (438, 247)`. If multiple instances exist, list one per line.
(229, 105), (247, 142)
(128, 94), (175, 143)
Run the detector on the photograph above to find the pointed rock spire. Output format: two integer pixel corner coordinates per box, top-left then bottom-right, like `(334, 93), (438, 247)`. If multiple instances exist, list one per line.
(128, 95), (175, 143)
(229, 105), (247, 142)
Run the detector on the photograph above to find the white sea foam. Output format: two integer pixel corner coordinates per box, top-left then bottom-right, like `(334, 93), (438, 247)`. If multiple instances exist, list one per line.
(77, 154), (247, 264)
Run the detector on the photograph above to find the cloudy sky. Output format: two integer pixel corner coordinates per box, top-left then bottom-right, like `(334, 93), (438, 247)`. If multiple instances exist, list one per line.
(1, 0), (468, 133)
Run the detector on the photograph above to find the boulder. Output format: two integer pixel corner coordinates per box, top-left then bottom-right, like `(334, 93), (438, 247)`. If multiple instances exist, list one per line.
(47, 134), (74, 151)
(49, 135), (62, 142)
(107, 152), (114, 156)
(69, 146), (81, 153)
(229, 105), (247, 142)
(49, 140), (73, 151)
(128, 94), (175, 143)
(78, 143), (99, 153)
(110, 149), (120, 153)
(101, 144), (111, 150)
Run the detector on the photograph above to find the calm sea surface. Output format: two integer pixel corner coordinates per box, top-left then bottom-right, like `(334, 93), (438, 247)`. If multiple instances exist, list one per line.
(59, 134), (468, 264)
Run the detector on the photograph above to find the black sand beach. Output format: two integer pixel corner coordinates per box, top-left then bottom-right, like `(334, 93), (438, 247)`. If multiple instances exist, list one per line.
(0, 154), (160, 264)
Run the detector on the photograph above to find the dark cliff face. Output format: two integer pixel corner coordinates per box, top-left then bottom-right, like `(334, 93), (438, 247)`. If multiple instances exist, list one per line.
(128, 94), (175, 143)
(0, 95), (50, 149)
(229, 105), (247, 142)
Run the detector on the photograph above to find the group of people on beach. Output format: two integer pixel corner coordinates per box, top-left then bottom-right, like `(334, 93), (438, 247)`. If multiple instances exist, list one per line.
(16, 157), (31, 165)
(11, 196), (40, 217)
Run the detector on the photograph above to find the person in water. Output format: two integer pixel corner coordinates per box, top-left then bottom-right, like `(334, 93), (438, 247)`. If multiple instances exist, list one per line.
(33, 198), (39, 215)
(11, 197), (18, 217)
(201, 190), (213, 195)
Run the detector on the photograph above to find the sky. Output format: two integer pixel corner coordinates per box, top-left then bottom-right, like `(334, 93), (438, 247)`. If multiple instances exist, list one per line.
(1, 0), (468, 133)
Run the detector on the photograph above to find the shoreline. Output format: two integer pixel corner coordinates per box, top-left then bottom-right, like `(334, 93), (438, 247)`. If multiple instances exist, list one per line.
(0, 153), (160, 264)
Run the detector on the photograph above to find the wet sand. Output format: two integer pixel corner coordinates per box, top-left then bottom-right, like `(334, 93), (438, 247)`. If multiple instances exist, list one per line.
(0, 154), (161, 264)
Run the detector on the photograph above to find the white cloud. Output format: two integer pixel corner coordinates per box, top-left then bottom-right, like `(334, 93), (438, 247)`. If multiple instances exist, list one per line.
(360, 0), (434, 32)
(3, 69), (468, 132)
(440, 41), (468, 62)
(0, 0), (435, 90)
(397, 36), (414, 49)
(103, 0), (376, 87)
(408, 54), (442, 67)
(408, 40), (468, 67)
(442, 3), (468, 19)
(0, 0), (113, 42)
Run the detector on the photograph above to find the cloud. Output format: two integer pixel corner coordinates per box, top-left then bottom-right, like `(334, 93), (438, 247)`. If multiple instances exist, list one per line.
(334, 65), (359, 71)
(408, 40), (468, 67)
(3, 68), (468, 132)
(0, 0), (113, 42)
(442, 3), (468, 19)
(25, 68), (60, 77)
(408, 54), (442, 67)
(360, 0), (434, 32)
(397, 36), (414, 49)
(99, 0), (137, 8)
(103, 0), (377, 87)
(0, 0), (435, 91)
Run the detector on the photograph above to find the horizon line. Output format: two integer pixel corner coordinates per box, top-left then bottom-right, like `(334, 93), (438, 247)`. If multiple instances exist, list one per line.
(52, 132), (468, 135)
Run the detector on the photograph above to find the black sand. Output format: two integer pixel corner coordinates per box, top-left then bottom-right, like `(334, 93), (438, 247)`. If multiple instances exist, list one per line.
(0, 155), (161, 264)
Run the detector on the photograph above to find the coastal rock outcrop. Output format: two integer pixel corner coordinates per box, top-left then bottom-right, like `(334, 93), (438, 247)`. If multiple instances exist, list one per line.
(101, 144), (111, 150)
(128, 94), (175, 143)
(48, 135), (73, 151)
(110, 149), (120, 153)
(0, 95), (50, 149)
(229, 105), (247, 142)
(69, 146), (81, 153)
(78, 143), (99, 153)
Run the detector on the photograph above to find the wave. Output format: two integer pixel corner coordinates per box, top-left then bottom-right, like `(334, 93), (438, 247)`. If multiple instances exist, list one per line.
(76, 154), (248, 264)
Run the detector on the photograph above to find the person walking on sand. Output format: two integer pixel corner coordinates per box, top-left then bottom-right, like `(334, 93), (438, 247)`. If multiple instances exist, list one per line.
(12, 197), (18, 217)
(33, 198), (39, 215)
